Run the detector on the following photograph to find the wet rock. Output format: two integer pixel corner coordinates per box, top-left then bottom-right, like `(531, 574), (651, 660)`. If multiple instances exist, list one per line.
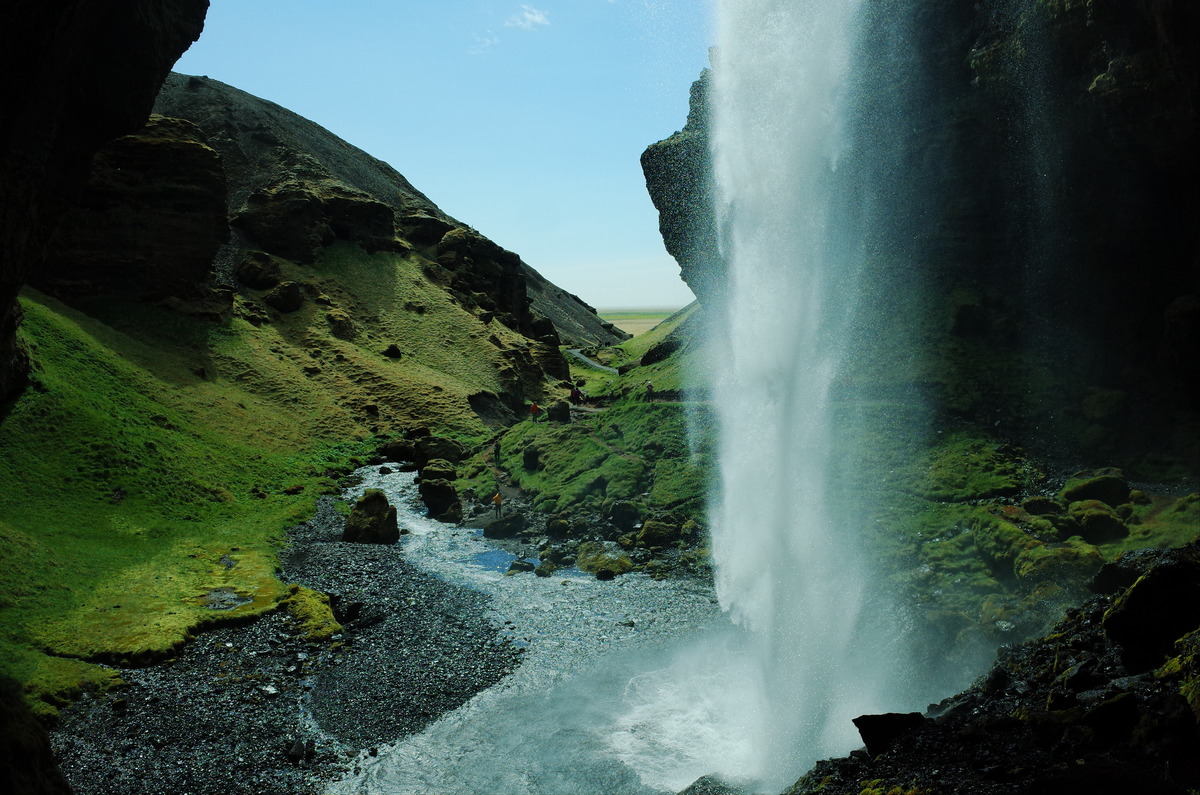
(609, 500), (641, 533)
(342, 489), (399, 544)
(852, 712), (927, 757)
(483, 513), (525, 539)
(1102, 548), (1200, 671)
(1067, 499), (1129, 544)
(637, 520), (682, 549)
(418, 478), (460, 523)
(1061, 469), (1131, 508)
(505, 560), (535, 575)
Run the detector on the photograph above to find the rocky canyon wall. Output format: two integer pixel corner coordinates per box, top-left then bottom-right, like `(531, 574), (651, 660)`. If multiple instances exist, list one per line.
(0, 1), (210, 404)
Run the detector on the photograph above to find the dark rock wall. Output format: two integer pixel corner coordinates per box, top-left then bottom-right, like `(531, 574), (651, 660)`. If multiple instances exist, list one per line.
(640, 70), (718, 303)
(642, 0), (1199, 473)
(0, 0), (210, 404)
(34, 115), (230, 311)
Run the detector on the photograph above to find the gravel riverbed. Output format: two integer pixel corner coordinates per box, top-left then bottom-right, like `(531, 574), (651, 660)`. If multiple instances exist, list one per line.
(48, 467), (724, 795)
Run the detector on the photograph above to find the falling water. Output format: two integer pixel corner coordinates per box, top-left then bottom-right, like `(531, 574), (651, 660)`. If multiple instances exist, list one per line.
(706, 0), (921, 789)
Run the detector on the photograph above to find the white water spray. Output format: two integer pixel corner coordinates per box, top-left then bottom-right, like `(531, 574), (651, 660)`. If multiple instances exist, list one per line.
(706, 1), (894, 789)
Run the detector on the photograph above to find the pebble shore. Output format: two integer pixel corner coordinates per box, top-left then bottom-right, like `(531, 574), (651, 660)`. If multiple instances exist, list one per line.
(49, 497), (521, 795)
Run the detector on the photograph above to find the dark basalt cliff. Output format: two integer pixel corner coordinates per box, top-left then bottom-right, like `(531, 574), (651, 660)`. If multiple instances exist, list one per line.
(0, 1), (210, 405)
(641, 70), (720, 303)
(643, 0), (1199, 473)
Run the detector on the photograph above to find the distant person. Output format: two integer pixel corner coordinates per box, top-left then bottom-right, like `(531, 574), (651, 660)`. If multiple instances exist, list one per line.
(570, 385), (584, 405)
(492, 491), (503, 518)
(645, 382), (655, 402)
(529, 401), (542, 423)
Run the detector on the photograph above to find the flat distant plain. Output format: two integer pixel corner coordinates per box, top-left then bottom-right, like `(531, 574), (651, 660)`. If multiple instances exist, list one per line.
(598, 309), (676, 337)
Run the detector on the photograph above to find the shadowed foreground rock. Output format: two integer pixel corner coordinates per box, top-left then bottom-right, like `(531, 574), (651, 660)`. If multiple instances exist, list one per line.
(786, 542), (1200, 795)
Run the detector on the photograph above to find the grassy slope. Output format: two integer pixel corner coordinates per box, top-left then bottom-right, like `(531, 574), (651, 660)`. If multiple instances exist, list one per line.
(460, 302), (713, 549)
(0, 241), (542, 717)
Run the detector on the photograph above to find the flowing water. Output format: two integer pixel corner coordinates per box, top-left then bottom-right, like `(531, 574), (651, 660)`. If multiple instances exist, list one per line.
(335, 2), (973, 792)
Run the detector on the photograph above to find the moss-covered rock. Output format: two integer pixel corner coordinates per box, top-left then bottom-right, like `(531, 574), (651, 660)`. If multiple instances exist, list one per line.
(281, 584), (342, 642)
(342, 489), (399, 544)
(636, 519), (683, 550)
(1014, 538), (1104, 583)
(575, 541), (635, 578)
(1067, 499), (1129, 545)
(1061, 468), (1131, 508)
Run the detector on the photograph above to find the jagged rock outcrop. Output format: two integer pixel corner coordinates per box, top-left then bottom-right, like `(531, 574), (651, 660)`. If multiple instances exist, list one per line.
(0, 0), (209, 403)
(34, 115), (230, 312)
(640, 69), (719, 303)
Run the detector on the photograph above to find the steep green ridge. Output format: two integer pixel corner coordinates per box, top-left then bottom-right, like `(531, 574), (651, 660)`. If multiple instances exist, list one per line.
(453, 303), (715, 580)
(0, 238), (547, 718)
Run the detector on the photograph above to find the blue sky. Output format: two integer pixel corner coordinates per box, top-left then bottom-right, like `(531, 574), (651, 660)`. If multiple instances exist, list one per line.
(174, 1), (713, 310)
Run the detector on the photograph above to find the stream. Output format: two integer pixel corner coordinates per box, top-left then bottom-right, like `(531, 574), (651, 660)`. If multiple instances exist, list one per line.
(328, 466), (753, 795)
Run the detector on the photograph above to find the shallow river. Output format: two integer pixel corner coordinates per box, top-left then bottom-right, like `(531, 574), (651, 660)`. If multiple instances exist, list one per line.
(328, 467), (759, 795)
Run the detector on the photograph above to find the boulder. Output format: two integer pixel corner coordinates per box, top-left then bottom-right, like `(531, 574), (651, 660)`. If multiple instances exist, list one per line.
(420, 458), (457, 482)
(852, 712), (927, 757)
(505, 559), (536, 576)
(522, 445), (541, 471)
(263, 280), (304, 312)
(1067, 499), (1129, 544)
(326, 308), (356, 340)
(484, 513), (526, 539)
(547, 401), (571, 422)
(636, 520), (682, 549)
(342, 489), (399, 544)
(1061, 469), (1131, 508)
(234, 249), (284, 289)
(418, 478), (460, 523)
(609, 501), (641, 532)
(1102, 547), (1200, 671)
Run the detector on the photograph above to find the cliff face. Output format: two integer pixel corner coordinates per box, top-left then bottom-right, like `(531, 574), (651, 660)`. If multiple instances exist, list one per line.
(640, 72), (719, 303)
(0, 1), (210, 404)
(643, 0), (1199, 473)
(33, 115), (230, 312)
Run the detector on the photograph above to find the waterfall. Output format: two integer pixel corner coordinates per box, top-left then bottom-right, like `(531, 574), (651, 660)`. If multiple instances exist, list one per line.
(706, 0), (917, 788)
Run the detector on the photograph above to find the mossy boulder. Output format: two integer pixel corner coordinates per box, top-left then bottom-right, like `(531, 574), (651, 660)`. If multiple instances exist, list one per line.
(575, 541), (635, 578)
(262, 280), (304, 312)
(1014, 538), (1104, 583)
(342, 489), (399, 544)
(326, 307), (356, 340)
(636, 519), (683, 549)
(1067, 499), (1129, 544)
(1061, 468), (1130, 508)
(281, 584), (342, 642)
(420, 458), (457, 482)
(970, 509), (1043, 580)
(234, 249), (284, 289)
